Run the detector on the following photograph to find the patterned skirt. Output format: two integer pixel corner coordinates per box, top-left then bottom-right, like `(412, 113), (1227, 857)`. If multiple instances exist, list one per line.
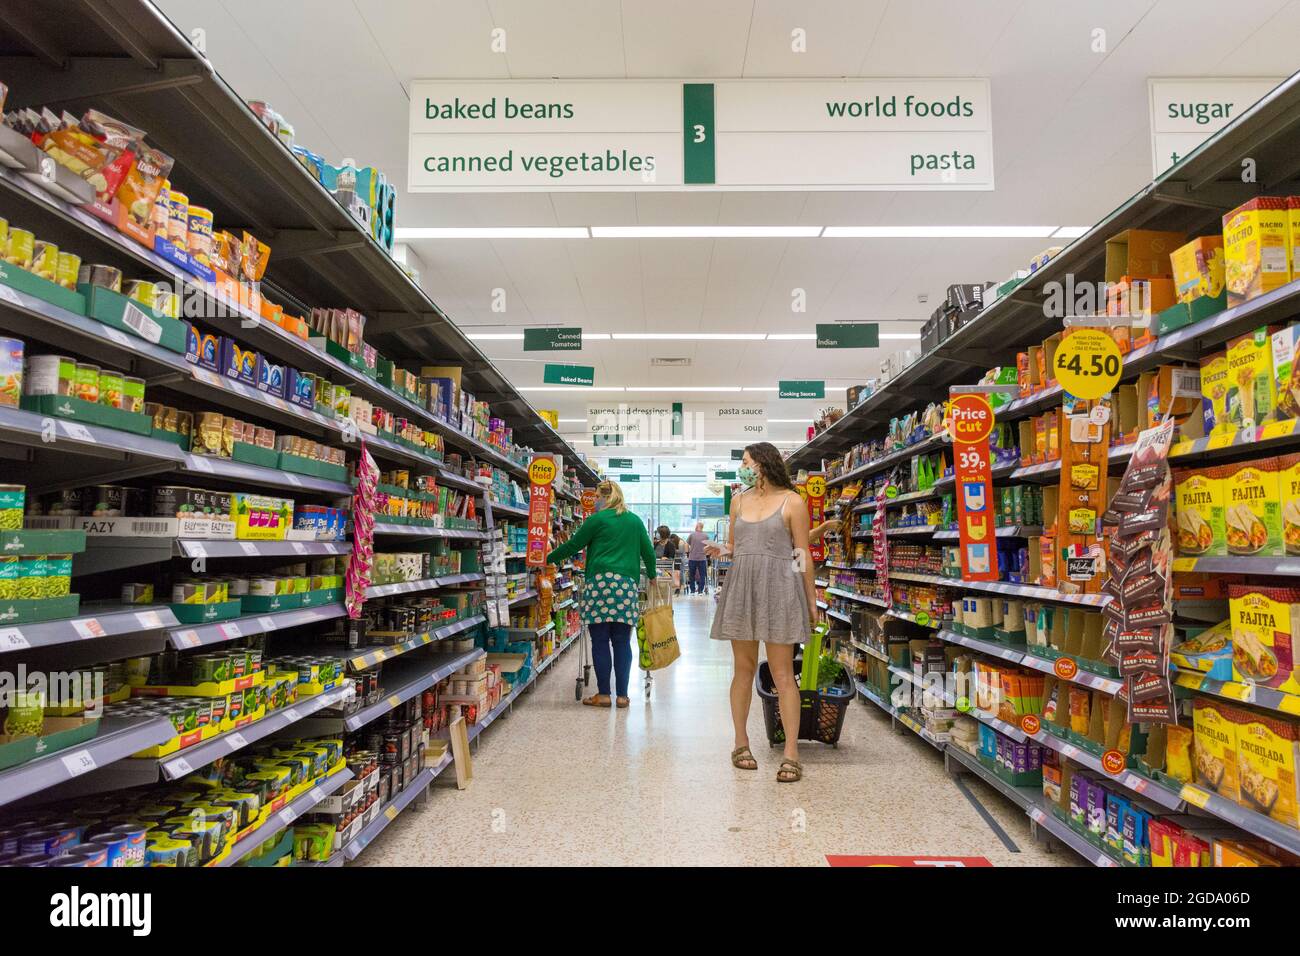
(580, 572), (640, 626)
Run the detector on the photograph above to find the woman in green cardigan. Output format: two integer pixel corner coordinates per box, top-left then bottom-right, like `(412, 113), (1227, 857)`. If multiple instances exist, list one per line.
(546, 479), (659, 708)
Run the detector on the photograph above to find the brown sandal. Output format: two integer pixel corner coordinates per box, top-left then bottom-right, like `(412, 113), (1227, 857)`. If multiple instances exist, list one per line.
(615, 696), (630, 708)
(731, 746), (758, 770)
(777, 758), (803, 783)
(582, 694), (612, 707)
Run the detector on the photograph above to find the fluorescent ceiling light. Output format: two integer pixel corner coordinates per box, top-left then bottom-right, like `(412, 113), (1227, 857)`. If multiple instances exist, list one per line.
(591, 226), (822, 239)
(767, 419), (810, 423)
(766, 333), (816, 340)
(1052, 226), (1091, 239)
(519, 387), (626, 392)
(880, 333), (922, 339)
(395, 227), (589, 239)
(611, 333), (767, 341)
(741, 387), (779, 392)
(558, 418), (588, 423)
(630, 386), (747, 392)
(822, 225), (1057, 238)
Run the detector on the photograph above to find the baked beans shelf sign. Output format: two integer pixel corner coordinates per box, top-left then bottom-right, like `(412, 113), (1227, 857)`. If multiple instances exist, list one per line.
(527, 454), (558, 568)
(950, 393), (999, 582)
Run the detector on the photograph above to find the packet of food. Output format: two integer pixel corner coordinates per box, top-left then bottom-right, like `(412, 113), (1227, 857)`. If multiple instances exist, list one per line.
(117, 139), (175, 227)
(41, 112), (132, 199)
(239, 231), (271, 286)
(210, 230), (240, 276)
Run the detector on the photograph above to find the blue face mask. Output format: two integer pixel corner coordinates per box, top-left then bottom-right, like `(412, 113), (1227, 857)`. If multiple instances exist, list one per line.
(594, 497), (608, 511)
(737, 465), (758, 488)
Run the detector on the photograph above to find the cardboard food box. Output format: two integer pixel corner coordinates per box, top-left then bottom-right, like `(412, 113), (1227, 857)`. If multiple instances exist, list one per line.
(1224, 197), (1291, 306)
(1104, 229), (1186, 281)
(1170, 235), (1226, 303)
(1234, 710), (1300, 828)
(1224, 327), (1279, 432)
(1228, 583), (1300, 692)
(1192, 697), (1243, 801)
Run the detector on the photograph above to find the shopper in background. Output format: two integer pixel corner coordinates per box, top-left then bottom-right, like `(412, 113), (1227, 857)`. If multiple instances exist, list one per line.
(547, 480), (659, 709)
(686, 521), (710, 595)
(707, 442), (816, 783)
(656, 526), (677, 560)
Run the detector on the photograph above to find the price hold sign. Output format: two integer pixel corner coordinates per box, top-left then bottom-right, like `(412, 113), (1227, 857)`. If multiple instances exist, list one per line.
(1054, 328), (1123, 400)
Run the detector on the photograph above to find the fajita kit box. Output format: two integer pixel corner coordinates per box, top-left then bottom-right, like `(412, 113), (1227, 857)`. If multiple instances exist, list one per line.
(1227, 583), (1300, 694)
(230, 491), (293, 540)
(1169, 235), (1225, 303)
(1271, 323), (1300, 420)
(1234, 710), (1300, 828)
(1199, 349), (1232, 436)
(1174, 466), (1226, 556)
(1221, 458), (1283, 556)
(1193, 697), (1243, 801)
(1280, 452), (1300, 555)
(1223, 197), (1290, 306)
(1224, 327), (1278, 432)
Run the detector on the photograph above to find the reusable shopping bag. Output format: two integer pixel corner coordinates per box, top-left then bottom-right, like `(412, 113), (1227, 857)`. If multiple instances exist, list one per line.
(637, 579), (680, 670)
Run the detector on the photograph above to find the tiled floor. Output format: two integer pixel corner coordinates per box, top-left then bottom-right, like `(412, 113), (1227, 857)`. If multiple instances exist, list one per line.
(360, 594), (1074, 866)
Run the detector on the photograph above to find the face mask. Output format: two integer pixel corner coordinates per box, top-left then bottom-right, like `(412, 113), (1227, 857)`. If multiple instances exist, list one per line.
(594, 498), (607, 512)
(737, 465), (758, 488)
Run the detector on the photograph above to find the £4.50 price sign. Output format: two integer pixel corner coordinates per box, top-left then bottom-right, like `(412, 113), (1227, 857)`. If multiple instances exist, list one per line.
(1054, 328), (1122, 400)
(949, 393), (999, 582)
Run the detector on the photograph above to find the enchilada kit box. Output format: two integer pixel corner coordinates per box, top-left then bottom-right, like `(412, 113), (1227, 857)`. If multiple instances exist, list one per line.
(1100, 418), (1178, 726)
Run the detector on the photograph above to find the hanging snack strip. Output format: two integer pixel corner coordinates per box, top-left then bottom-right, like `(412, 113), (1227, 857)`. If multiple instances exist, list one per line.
(1102, 418), (1178, 725)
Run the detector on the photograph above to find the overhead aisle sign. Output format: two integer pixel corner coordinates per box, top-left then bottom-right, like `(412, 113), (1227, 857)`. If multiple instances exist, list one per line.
(588, 401), (767, 444)
(1148, 78), (1280, 177)
(409, 79), (993, 191)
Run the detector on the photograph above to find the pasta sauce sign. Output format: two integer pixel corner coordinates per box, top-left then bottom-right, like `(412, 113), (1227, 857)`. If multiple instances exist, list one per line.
(950, 394), (999, 582)
(527, 455), (557, 568)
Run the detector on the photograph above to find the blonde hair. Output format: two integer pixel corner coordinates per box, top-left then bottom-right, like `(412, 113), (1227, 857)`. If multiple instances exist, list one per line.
(597, 480), (627, 514)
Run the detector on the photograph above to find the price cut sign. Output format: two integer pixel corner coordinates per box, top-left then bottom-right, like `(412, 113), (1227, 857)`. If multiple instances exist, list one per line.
(949, 392), (999, 582)
(526, 455), (556, 568)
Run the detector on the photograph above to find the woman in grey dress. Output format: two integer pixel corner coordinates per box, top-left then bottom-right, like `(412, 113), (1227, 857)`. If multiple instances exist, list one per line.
(707, 442), (816, 783)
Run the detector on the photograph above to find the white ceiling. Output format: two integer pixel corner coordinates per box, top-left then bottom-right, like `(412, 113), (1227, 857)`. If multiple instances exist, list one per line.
(155, 0), (1300, 456)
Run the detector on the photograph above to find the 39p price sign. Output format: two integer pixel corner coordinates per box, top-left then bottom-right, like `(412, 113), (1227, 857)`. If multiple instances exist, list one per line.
(949, 393), (999, 582)
(527, 455), (557, 568)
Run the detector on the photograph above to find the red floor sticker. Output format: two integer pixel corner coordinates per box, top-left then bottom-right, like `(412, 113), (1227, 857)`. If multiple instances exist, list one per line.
(826, 855), (993, 867)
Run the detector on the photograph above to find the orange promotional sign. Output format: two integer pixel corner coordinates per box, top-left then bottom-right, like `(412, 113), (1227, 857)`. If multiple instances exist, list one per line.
(1054, 657), (1079, 681)
(1020, 714), (1041, 736)
(949, 393), (999, 582)
(806, 474), (827, 562)
(526, 455), (556, 568)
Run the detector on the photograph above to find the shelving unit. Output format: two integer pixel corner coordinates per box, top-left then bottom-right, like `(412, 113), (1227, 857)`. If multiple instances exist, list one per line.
(0, 0), (601, 874)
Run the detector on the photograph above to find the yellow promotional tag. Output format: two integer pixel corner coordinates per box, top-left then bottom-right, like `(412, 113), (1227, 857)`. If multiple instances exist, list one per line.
(1260, 419), (1294, 442)
(1207, 432), (1235, 450)
(1180, 785), (1211, 809)
(1054, 329), (1123, 400)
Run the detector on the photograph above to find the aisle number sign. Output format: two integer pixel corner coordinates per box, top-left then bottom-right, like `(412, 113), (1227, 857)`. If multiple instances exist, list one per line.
(950, 393), (999, 582)
(805, 474), (827, 562)
(409, 79), (994, 191)
(526, 455), (556, 568)
(1054, 328), (1122, 400)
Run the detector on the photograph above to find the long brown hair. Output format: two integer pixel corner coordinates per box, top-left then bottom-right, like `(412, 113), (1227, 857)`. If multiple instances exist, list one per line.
(744, 441), (796, 491)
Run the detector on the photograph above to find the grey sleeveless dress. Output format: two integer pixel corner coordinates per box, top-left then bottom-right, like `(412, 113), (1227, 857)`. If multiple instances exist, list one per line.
(709, 502), (810, 644)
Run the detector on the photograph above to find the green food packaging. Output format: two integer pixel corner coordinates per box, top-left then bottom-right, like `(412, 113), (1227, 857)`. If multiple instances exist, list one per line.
(3, 689), (45, 737)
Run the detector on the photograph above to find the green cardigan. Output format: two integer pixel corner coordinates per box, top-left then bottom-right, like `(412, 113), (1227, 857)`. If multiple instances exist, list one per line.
(546, 509), (658, 581)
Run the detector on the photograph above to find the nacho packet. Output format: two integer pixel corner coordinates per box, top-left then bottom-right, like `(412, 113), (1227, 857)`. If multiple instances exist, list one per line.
(239, 231), (271, 285)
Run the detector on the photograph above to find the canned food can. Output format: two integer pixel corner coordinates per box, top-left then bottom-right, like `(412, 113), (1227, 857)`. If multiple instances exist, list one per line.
(77, 263), (123, 293)
(122, 280), (156, 310)
(98, 369), (125, 409)
(5, 228), (34, 270)
(90, 833), (129, 867)
(83, 485), (124, 518)
(186, 206), (214, 266)
(121, 582), (154, 605)
(30, 240), (57, 281)
(74, 364), (100, 403)
(122, 377), (145, 413)
(167, 190), (189, 246)
(25, 355), (75, 397)
(55, 251), (81, 291)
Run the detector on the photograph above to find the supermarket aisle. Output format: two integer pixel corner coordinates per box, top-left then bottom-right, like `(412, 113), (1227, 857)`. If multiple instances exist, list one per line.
(361, 598), (1070, 866)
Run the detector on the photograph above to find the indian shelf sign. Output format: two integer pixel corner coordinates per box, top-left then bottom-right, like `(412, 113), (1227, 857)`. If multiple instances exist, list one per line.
(408, 79), (994, 191)
(816, 324), (878, 349)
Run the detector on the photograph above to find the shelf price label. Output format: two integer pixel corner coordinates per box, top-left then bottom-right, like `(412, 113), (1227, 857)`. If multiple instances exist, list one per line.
(61, 749), (97, 777)
(1054, 328), (1122, 400)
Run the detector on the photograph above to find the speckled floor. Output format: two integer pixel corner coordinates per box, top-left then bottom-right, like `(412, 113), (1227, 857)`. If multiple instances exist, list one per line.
(359, 595), (1075, 866)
